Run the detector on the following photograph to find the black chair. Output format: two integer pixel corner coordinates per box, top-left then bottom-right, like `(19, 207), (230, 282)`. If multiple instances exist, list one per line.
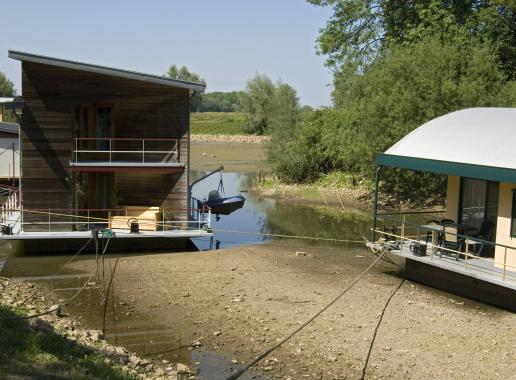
(440, 223), (465, 260)
(474, 220), (494, 256)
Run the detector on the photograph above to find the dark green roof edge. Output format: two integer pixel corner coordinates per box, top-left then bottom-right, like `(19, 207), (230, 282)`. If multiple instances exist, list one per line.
(376, 153), (516, 183)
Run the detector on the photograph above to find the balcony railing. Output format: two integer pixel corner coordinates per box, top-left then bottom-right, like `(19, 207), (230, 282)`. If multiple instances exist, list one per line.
(72, 138), (180, 165)
(372, 212), (516, 284)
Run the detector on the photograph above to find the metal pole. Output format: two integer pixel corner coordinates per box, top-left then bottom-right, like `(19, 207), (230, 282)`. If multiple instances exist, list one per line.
(109, 139), (112, 163)
(75, 138), (78, 163)
(371, 166), (382, 241)
(142, 140), (145, 163)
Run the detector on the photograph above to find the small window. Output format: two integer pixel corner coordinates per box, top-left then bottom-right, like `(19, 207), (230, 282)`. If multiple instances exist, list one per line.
(512, 190), (516, 237)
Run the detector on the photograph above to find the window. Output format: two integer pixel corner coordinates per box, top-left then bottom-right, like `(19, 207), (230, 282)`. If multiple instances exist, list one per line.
(512, 190), (516, 237)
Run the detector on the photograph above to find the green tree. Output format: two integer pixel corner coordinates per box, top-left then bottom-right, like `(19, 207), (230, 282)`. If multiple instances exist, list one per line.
(240, 74), (301, 135)
(308, 0), (516, 78)
(240, 74), (276, 134)
(0, 71), (15, 97)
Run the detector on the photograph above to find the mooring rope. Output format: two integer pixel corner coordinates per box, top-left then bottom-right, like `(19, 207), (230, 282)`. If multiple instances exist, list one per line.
(213, 228), (365, 244)
(360, 278), (406, 380)
(225, 247), (390, 380)
(1, 235), (112, 321)
(19, 236), (95, 307)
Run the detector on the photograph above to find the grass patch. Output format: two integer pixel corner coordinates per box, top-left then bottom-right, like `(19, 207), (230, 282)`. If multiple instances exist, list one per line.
(191, 112), (248, 135)
(0, 304), (135, 380)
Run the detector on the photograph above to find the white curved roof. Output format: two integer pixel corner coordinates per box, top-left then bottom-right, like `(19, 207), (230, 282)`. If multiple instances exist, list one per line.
(385, 108), (516, 170)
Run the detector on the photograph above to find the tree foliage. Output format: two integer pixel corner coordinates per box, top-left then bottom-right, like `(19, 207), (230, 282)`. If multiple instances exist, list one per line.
(196, 91), (245, 112)
(268, 30), (516, 202)
(240, 74), (301, 135)
(308, 0), (516, 79)
(0, 71), (15, 97)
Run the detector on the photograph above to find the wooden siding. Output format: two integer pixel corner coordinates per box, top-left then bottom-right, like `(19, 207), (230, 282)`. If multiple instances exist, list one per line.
(20, 61), (190, 230)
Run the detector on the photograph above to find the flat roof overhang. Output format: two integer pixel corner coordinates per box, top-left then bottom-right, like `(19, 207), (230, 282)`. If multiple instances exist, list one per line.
(8, 50), (206, 94)
(69, 161), (185, 174)
(377, 153), (516, 183)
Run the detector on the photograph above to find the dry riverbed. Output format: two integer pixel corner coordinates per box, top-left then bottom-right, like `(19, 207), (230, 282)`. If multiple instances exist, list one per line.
(64, 243), (516, 379)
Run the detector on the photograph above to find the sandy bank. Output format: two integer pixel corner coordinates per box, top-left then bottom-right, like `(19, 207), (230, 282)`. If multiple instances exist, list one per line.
(66, 243), (516, 379)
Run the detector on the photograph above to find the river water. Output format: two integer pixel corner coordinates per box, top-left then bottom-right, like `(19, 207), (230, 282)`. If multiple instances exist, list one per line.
(0, 170), (373, 379)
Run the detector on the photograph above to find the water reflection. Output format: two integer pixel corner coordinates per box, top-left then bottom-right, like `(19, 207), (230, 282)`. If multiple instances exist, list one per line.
(191, 171), (371, 250)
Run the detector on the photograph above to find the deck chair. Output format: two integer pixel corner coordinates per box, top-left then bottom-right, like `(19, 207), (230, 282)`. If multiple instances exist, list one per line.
(440, 223), (464, 260)
(474, 220), (495, 257)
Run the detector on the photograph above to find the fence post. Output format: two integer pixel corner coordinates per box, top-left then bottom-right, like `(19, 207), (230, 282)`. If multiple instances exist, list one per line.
(87, 210), (90, 230)
(109, 139), (112, 163)
(142, 140), (145, 163)
(75, 138), (78, 163)
(48, 209), (51, 232)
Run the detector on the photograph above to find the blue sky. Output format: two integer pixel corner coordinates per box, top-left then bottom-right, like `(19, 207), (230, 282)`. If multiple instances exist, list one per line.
(0, 1), (333, 107)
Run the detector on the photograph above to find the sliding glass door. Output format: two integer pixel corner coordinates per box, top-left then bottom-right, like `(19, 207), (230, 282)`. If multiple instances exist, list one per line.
(459, 178), (499, 238)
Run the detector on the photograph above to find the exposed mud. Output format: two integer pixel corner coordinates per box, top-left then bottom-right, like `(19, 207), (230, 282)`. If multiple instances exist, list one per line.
(63, 243), (516, 379)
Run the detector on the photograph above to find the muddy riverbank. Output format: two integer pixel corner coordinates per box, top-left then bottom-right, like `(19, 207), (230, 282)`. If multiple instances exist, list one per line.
(0, 277), (197, 379)
(60, 243), (516, 379)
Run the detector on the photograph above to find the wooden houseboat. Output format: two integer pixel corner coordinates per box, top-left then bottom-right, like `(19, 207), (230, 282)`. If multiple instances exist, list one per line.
(0, 50), (212, 253)
(369, 108), (516, 311)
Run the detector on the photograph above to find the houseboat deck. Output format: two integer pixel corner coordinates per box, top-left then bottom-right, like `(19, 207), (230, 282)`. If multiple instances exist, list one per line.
(367, 240), (516, 291)
(0, 229), (212, 240)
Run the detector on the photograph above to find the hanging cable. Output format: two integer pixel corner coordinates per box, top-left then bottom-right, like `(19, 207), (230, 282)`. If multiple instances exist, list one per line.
(360, 278), (406, 380)
(19, 236), (94, 306)
(225, 247), (390, 380)
(213, 228), (365, 244)
(2, 233), (112, 321)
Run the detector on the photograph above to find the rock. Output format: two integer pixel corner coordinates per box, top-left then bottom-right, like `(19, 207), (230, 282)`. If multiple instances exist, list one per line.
(50, 304), (64, 317)
(129, 355), (141, 366)
(162, 359), (170, 364)
(231, 359), (238, 364)
(202, 152), (208, 156)
(264, 366), (273, 371)
(155, 367), (165, 376)
(213, 331), (222, 337)
(231, 297), (243, 303)
(176, 363), (196, 374)
(192, 340), (202, 347)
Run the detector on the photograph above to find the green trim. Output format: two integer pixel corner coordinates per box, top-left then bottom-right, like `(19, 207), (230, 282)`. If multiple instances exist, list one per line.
(377, 153), (516, 183)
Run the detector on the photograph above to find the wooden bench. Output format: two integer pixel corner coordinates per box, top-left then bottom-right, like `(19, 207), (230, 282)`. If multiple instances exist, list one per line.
(108, 206), (160, 231)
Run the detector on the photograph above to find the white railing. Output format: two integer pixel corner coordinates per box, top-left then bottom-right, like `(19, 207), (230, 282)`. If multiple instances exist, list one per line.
(72, 138), (180, 164)
(373, 214), (516, 283)
(2, 207), (211, 234)
(0, 185), (21, 233)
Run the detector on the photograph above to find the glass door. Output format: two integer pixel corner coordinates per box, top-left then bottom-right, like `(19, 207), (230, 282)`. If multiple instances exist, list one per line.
(459, 178), (499, 239)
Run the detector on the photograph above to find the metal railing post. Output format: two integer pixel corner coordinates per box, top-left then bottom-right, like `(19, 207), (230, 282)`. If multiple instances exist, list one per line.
(75, 138), (78, 163)
(162, 209), (165, 231)
(465, 240), (469, 270)
(48, 209), (51, 232)
(87, 210), (90, 230)
(503, 248), (507, 281)
(109, 139), (112, 162)
(142, 140), (145, 163)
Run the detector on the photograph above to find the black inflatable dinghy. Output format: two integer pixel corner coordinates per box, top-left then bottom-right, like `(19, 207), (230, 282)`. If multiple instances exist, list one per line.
(200, 190), (245, 215)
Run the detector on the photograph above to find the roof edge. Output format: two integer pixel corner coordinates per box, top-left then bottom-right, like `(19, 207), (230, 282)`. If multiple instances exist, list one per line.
(377, 153), (516, 183)
(8, 50), (206, 93)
